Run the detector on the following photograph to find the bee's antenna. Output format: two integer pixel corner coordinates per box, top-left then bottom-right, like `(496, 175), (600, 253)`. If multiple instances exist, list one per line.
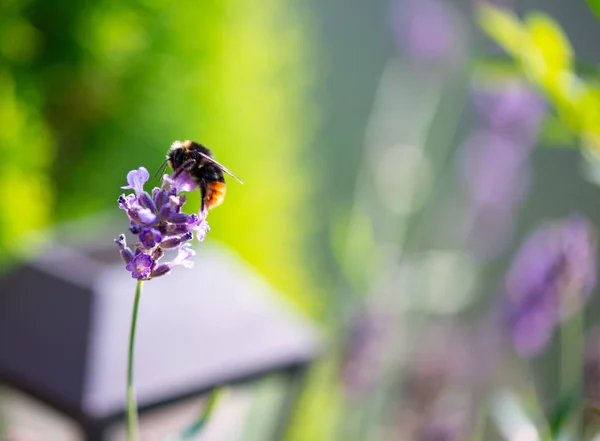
(155, 159), (168, 180)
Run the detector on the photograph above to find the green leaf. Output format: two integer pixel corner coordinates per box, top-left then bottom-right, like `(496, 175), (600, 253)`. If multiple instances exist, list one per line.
(539, 113), (577, 147)
(525, 12), (573, 72)
(470, 56), (521, 81)
(476, 3), (525, 55)
(520, 13), (575, 106)
(547, 388), (582, 437)
(577, 84), (600, 134)
(473, 55), (600, 83)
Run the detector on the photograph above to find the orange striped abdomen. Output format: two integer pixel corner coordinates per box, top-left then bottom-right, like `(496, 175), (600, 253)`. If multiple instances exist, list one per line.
(205, 181), (226, 209)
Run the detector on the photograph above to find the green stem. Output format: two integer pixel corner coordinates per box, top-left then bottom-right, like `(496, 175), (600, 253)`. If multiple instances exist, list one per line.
(127, 279), (143, 441)
(557, 311), (584, 437)
(179, 388), (223, 440)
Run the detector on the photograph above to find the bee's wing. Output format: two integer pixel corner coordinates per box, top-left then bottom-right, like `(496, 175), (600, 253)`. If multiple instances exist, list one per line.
(198, 152), (244, 184)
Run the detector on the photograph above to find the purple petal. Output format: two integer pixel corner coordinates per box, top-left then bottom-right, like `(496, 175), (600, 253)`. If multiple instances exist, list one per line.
(194, 220), (210, 242)
(171, 244), (196, 268)
(160, 237), (183, 249)
(115, 235), (135, 264)
(118, 194), (137, 210)
(167, 213), (189, 224)
(120, 249), (135, 264)
(184, 213), (210, 242)
(168, 195), (182, 209)
(162, 223), (189, 236)
(391, 0), (464, 66)
(505, 216), (597, 357)
(473, 81), (546, 145)
(511, 307), (555, 357)
(158, 204), (175, 221)
(135, 208), (158, 226)
(161, 232), (193, 249)
(138, 191), (157, 212)
(125, 253), (155, 279)
(168, 170), (198, 193)
(114, 234), (127, 251)
(139, 228), (163, 249)
(153, 189), (169, 210)
(122, 167), (150, 195)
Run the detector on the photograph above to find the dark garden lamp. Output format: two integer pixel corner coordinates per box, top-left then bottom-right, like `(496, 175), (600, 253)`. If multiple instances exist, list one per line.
(0, 220), (321, 441)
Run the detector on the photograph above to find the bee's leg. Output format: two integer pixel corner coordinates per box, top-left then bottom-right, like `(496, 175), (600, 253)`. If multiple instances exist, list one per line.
(173, 159), (197, 178)
(200, 180), (207, 213)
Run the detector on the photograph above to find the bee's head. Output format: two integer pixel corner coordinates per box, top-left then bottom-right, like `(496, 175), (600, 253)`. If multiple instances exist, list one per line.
(167, 140), (189, 170)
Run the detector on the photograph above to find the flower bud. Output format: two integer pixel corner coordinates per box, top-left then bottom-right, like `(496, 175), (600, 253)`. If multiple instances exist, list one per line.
(150, 264), (171, 278)
(138, 191), (157, 212)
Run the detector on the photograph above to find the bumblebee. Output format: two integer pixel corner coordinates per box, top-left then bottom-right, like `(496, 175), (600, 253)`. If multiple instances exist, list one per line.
(157, 140), (243, 211)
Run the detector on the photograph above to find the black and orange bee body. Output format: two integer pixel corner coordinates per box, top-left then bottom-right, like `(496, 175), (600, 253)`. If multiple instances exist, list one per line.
(162, 140), (243, 211)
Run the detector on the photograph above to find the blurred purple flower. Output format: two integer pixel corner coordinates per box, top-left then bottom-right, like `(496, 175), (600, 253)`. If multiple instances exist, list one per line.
(505, 216), (597, 357)
(391, 0), (465, 66)
(473, 81), (546, 146)
(340, 310), (386, 397)
(397, 323), (480, 440)
(460, 131), (531, 209)
(458, 82), (545, 259)
(115, 166), (209, 280)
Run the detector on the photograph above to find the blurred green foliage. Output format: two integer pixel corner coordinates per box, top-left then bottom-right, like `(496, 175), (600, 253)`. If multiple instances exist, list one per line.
(477, 4), (600, 154)
(587, 0), (600, 22)
(0, 0), (53, 261)
(0, 0), (320, 312)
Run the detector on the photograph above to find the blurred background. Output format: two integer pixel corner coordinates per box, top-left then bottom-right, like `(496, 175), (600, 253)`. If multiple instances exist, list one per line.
(4, 0), (600, 440)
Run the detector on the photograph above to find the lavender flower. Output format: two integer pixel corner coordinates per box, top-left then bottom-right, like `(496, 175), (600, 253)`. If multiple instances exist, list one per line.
(115, 166), (209, 280)
(125, 253), (155, 280)
(505, 216), (597, 357)
(473, 81), (546, 147)
(391, 0), (465, 66)
(460, 131), (531, 210)
(458, 82), (545, 259)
